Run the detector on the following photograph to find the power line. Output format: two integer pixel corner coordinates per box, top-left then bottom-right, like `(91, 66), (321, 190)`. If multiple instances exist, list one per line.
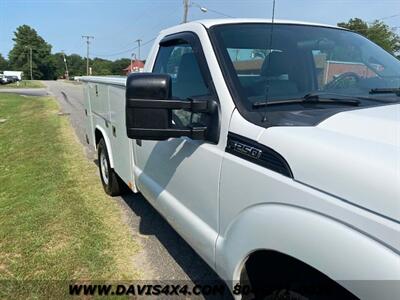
(92, 37), (156, 58)
(91, 1), (232, 59)
(93, 1), (162, 42)
(368, 13), (400, 24)
(379, 13), (400, 21)
(183, 0), (233, 23)
(145, 5), (183, 33)
(92, 46), (138, 57)
(203, 7), (233, 18)
(192, 1), (233, 18)
(92, 7), (182, 58)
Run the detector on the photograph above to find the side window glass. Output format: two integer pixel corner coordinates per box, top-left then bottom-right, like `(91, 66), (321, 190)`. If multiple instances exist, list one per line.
(153, 42), (211, 127)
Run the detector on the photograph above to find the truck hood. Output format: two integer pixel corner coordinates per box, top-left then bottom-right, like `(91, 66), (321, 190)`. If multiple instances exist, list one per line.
(260, 104), (400, 222)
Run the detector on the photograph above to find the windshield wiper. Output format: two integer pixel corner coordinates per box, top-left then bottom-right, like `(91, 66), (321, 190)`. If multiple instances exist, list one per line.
(252, 92), (361, 109)
(369, 88), (400, 96)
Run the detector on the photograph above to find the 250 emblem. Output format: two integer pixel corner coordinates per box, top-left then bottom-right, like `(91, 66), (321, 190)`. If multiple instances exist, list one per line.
(227, 140), (262, 159)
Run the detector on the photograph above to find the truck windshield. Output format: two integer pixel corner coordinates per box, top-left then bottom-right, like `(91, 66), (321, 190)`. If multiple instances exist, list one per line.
(210, 23), (400, 113)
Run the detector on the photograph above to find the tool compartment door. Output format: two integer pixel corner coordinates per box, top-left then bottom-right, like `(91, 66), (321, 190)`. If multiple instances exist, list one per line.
(108, 84), (135, 190)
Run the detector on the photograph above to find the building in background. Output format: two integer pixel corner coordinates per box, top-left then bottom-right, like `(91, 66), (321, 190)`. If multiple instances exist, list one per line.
(3, 71), (23, 81)
(123, 60), (145, 75)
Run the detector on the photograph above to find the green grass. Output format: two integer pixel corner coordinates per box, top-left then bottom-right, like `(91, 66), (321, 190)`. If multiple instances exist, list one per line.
(0, 94), (140, 298)
(0, 80), (45, 89)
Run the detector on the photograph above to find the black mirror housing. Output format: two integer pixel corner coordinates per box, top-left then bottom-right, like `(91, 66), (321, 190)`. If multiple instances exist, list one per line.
(126, 73), (218, 142)
(126, 72), (172, 100)
(126, 73), (172, 139)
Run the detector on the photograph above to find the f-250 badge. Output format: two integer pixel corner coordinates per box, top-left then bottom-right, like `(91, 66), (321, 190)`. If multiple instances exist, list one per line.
(227, 139), (262, 159)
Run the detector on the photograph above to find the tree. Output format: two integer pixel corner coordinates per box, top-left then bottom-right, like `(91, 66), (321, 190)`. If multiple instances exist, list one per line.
(0, 53), (8, 70)
(66, 54), (85, 77)
(52, 53), (67, 79)
(338, 18), (400, 56)
(111, 58), (131, 75)
(91, 57), (113, 75)
(8, 25), (57, 79)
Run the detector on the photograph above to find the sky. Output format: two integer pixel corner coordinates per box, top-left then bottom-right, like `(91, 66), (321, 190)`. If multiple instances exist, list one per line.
(0, 0), (399, 61)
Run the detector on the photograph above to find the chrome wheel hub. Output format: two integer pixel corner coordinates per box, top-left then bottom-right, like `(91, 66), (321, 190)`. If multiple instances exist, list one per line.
(100, 151), (109, 185)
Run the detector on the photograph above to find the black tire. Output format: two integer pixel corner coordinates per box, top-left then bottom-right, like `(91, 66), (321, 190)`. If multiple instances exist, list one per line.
(97, 138), (125, 196)
(240, 258), (357, 300)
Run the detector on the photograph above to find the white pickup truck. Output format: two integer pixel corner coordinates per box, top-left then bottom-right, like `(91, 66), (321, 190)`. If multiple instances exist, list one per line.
(83, 19), (400, 299)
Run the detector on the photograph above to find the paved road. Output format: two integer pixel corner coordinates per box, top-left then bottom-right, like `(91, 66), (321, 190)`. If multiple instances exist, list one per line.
(42, 81), (229, 298)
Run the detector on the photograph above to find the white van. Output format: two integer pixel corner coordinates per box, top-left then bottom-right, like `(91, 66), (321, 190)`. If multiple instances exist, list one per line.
(3, 71), (23, 81)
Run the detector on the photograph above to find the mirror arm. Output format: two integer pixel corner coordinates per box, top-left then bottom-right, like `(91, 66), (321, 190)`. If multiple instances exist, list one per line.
(127, 126), (207, 140)
(126, 98), (210, 112)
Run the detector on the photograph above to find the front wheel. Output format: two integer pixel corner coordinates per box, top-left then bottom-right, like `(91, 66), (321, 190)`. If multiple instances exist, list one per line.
(97, 138), (125, 196)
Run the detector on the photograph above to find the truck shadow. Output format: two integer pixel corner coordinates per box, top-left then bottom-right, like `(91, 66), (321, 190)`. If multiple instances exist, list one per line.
(137, 138), (198, 199)
(120, 192), (233, 300)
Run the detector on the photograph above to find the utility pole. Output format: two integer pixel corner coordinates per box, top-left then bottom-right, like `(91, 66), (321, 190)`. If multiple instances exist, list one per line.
(131, 52), (136, 73)
(182, 1), (218, 23)
(135, 39), (142, 60)
(29, 47), (33, 80)
(183, 0), (190, 23)
(81, 35), (94, 75)
(25, 46), (33, 80)
(61, 50), (69, 80)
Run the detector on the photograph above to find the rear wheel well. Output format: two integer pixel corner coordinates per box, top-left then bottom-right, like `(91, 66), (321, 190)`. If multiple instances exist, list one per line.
(95, 130), (128, 196)
(241, 250), (357, 299)
(94, 128), (103, 148)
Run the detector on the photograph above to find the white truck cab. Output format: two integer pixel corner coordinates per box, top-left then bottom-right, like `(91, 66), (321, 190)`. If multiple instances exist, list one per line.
(83, 19), (400, 299)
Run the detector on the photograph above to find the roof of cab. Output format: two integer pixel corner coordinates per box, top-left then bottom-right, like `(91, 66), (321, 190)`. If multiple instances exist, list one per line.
(158, 18), (346, 38)
(194, 18), (343, 30)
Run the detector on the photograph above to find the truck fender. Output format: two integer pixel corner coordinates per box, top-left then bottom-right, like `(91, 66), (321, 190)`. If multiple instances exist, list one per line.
(215, 204), (400, 299)
(95, 125), (114, 169)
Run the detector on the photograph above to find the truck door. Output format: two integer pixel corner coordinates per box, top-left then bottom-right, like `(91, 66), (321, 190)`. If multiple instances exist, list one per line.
(134, 33), (222, 265)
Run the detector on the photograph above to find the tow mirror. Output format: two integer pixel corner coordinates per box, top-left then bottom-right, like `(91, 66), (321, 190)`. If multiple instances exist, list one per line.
(125, 73), (218, 142)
